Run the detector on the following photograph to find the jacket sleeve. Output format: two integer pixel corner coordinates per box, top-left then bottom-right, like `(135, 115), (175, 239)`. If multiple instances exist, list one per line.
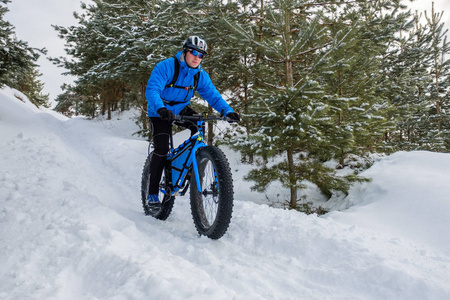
(145, 59), (172, 116)
(196, 71), (234, 116)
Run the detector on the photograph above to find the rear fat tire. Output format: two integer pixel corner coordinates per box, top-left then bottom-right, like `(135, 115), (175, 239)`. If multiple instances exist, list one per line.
(141, 154), (175, 220)
(190, 146), (234, 239)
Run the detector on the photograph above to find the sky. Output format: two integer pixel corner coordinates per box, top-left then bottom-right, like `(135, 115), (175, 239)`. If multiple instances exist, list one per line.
(4, 0), (450, 104)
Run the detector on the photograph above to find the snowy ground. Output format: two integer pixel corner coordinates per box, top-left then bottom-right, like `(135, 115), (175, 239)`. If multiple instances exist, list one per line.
(1, 86), (450, 299)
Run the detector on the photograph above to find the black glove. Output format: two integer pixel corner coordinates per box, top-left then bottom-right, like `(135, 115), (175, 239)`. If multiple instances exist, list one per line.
(226, 112), (240, 123)
(158, 107), (175, 121)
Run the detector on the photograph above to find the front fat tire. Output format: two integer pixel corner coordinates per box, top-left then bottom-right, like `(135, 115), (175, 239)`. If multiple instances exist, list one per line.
(141, 154), (175, 220)
(190, 146), (234, 239)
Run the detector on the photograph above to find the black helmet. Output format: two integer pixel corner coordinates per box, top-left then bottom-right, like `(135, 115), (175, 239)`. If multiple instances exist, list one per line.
(183, 36), (208, 55)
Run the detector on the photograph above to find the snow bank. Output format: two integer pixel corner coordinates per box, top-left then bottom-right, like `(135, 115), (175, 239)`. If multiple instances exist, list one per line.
(1, 87), (449, 299)
(327, 151), (450, 254)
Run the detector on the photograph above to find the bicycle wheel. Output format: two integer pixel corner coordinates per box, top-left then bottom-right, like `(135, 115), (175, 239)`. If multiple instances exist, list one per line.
(190, 146), (234, 239)
(141, 154), (175, 220)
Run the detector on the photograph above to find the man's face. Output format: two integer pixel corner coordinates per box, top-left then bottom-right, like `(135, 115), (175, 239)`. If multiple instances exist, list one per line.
(185, 49), (203, 68)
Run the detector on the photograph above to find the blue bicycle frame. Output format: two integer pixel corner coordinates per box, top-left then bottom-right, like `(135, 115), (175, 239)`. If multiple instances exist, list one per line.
(165, 115), (222, 196)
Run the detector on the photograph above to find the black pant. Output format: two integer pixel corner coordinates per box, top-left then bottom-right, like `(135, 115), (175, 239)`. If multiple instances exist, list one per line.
(148, 106), (198, 194)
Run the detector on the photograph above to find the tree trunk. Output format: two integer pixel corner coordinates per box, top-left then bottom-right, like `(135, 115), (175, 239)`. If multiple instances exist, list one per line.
(208, 105), (214, 145)
(107, 100), (112, 120)
(287, 147), (297, 209)
(284, 7), (294, 87)
(140, 82), (150, 140)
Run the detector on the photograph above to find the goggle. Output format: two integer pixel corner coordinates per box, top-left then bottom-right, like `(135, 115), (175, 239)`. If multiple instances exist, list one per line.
(189, 49), (205, 59)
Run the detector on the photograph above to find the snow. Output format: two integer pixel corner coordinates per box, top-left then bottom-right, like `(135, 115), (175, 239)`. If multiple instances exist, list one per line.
(1, 86), (450, 299)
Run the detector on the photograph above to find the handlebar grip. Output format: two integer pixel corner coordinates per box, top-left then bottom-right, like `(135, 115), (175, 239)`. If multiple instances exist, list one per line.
(226, 118), (240, 123)
(175, 114), (226, 122)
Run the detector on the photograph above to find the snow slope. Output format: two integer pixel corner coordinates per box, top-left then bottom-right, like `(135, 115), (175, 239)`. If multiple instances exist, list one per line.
(1, 87), (449, 299)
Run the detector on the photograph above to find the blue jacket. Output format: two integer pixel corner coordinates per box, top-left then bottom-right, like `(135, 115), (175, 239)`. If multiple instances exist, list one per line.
(146, 51), (234, 117)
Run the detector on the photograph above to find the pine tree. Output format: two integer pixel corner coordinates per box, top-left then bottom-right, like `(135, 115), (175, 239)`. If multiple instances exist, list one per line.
(12, 67), (50, 107)
(51, 0), (194, 128)
(387, 3), (450, 152)
(177, 0), (253, 144)
(382, 13), (430, 150)
(224, 0), (369, 208)
(421, 3), (450, 151)
(217, 0), (267, 162)
(52, 0), (130, 119)
(0, 0), (29, 85)
(320, 0), (414, 164)
(1, 0), (49, 107)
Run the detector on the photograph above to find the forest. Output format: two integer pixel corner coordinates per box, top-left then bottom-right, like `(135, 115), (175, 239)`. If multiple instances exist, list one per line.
(2, 0), (449, 209)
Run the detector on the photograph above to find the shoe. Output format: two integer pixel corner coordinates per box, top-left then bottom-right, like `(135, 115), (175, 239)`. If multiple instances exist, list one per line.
(146, 194), (161, 206)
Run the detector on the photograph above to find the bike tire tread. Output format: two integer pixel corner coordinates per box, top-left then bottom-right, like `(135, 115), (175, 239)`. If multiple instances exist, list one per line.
(190, 146), (234, 239)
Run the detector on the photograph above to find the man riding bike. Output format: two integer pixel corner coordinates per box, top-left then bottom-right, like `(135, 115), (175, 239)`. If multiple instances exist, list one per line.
(145, 36), (240, 207)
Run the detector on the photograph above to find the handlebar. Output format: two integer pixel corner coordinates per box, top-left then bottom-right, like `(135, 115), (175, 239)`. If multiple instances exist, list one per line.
(174, 114), (239, 123)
